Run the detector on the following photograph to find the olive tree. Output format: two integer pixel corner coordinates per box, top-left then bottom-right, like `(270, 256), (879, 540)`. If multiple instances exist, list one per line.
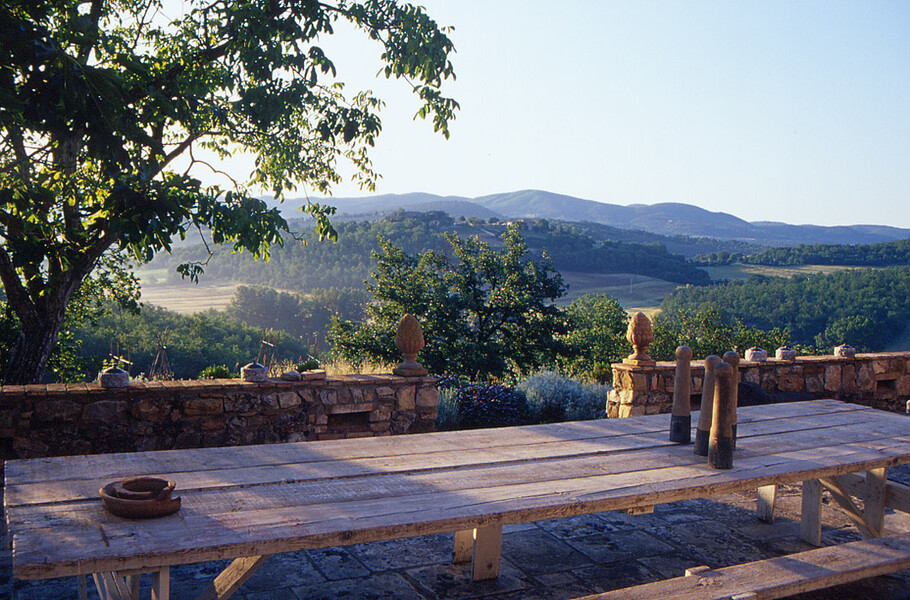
(0, 0), (457, 382)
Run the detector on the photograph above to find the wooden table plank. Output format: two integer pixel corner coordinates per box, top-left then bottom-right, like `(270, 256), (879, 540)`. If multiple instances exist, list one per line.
(11, 435), (910, 578)
(7, 414), (903, 519)
(4, 400), (864, 486)
(6, 400), (908, 580)
(4, 403), (888, 507)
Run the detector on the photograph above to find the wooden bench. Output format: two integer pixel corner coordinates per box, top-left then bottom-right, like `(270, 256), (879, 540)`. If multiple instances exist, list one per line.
(577, 533), (910, 600)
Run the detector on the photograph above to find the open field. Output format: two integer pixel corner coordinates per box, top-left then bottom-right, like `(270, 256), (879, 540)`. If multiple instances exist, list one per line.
(559, 271), (679, 313)
(138, 279), (240, 314)
(703, 263), (870, 281)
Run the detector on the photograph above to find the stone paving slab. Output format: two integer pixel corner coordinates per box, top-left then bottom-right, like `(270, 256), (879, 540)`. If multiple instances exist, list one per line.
(3, 467), (909, 600)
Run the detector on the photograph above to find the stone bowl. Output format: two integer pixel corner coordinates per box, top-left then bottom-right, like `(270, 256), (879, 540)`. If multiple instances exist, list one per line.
(241, 362), (268, 382)
(100, 476), (180, 519)
(834, 344), (856, 358)
(744, 347), (767, 362)
(99, 366), (129, 388)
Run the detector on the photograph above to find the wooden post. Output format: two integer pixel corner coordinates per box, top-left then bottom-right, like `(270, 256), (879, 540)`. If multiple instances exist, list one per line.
(708, 361), (734, 469)
(723, 350), (740, 447)
(694, 355), (721, 456)
(670, 345), (693, 443)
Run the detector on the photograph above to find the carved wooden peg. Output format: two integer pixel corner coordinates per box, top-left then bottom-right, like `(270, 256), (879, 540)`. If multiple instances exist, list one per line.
(694, 355), (722, 456)
(623, 312), (655, 366)
(670, 345), (693, 443)
(708, 361), (735, 469)
(393, 313), (428, 377)
(723, 350), (740, 447)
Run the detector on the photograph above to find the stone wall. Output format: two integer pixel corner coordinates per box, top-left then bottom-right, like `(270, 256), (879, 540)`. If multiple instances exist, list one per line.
(607, 351), (910, 418)
(0, 374), (438, 461)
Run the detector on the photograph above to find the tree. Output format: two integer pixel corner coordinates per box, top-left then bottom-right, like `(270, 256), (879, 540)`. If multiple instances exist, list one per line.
(0, 0), (457, 383)
(558, 293), (628, 383)
(649, 307), (792, 361)
(328, 224), (567, 381)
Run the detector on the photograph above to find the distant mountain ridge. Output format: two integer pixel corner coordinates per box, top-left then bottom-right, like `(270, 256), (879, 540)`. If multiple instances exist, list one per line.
(271, 190), (910, 246)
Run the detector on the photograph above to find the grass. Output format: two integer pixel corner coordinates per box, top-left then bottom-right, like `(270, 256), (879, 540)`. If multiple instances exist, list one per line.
(320, 358), (397, 376)
(703, 263), (869, 281)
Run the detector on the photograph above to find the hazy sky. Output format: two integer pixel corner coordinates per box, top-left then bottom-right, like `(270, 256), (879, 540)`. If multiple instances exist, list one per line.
(191, 1), (910, 228)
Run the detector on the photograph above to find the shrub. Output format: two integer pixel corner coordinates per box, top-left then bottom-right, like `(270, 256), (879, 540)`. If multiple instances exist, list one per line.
(199, 364), (234, 379)
(517, 371), (609, 423)
(434, 378), (531, 430)
(296, 358), (320, 372)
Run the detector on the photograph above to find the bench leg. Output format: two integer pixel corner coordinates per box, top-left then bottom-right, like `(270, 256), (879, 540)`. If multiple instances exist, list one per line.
(800, 479), (822, 546)
(471, 525), (503, 581)
(78, 574), (88, 600)
(757, 484), (777, 523)
(865, 467), (887, 537)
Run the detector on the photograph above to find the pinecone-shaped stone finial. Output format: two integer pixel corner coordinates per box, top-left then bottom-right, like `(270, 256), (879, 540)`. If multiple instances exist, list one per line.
(393, 314), (428, 376)
(623, 311), (656, 366)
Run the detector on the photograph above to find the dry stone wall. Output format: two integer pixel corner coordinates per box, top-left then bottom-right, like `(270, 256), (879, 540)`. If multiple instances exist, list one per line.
(0, 374), (438, 461)
(608, 351), (910, 418)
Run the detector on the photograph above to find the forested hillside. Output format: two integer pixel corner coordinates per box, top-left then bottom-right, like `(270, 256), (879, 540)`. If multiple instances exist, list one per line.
(696, 238), (910, 267)
(149, 211), (713, 289)
(660, 267), (910, 351)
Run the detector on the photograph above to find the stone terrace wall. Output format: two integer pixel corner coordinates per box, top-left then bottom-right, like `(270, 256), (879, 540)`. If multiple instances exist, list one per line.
(608, 351), (910, 418)
(0, 374), (438, 461)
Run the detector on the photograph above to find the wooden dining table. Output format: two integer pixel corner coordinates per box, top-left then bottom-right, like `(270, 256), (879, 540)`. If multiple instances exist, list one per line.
(5, 399), (910, 600)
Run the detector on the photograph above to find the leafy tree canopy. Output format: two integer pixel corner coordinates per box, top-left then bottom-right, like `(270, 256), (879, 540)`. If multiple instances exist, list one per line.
(0, 0), (457, 382)
(328, 224), (567, 381)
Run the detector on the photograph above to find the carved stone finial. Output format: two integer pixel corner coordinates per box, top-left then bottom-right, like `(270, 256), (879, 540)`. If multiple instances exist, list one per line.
(394, 314), (428, 377)
(623, 312), (655, 366)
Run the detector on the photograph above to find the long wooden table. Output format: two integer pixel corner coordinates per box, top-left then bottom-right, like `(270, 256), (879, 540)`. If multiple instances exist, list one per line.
(5, 399), (910, 599)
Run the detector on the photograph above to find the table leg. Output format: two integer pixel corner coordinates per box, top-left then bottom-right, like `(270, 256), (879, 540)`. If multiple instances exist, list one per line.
(471, 525), (503, 581)
(864, 468), (887, 537)
(126, 574), (141, 599)
(152, 567), (170, 600)
(194, 555), (268, 600)
(757, 484), (777, 523)
(93, 572), (131, 600)
(453, 529), (474, 563)
(78, 574), (88, 600)
(800, 479), (822, 546)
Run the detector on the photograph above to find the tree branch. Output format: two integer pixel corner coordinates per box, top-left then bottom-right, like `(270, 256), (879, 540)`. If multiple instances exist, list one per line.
(76, 0), (105, 62)
(0, 247), (38, 325)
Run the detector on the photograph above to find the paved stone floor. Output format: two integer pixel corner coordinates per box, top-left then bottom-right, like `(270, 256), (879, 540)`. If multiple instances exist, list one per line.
(3, 467), (909, 600)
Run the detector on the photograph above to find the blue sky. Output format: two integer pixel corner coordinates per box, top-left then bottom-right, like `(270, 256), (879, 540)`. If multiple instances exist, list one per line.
(195, 1), (910, 228)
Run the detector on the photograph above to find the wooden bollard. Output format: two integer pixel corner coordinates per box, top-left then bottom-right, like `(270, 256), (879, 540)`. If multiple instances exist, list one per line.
(694, 355), (721, 456)
(670, 345), (693, 443)
(708, 361), (735, 469)
(723, 350), (740, 448)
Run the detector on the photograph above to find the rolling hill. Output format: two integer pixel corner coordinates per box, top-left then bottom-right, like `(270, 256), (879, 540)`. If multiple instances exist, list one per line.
(279, 190), (910, 246)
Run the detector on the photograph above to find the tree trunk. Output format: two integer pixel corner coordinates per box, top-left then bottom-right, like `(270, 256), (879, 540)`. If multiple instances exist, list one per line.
(3, 310), (65, 385)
